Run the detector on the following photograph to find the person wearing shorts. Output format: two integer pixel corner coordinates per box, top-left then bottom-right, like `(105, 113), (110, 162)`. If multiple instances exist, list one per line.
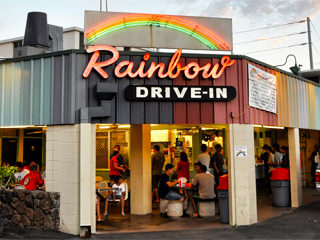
(104, 176), (126, 217)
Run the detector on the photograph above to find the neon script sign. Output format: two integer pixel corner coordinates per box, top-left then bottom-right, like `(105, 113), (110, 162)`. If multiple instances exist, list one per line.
(82, 45), (235, 80)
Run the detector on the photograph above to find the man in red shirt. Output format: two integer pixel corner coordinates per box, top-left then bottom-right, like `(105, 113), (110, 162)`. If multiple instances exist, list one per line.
(109, 150), (125, 182)
(23, 164), (44, 190)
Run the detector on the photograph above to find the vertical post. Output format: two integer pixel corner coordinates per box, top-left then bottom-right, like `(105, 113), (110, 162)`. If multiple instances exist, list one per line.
(307, 17), (314, 70)
(106, 0), (108, 11)
(18, 129), (24, 162)
(130, 124), (152, 215)
(80, 123), (96, 235)
(227, 124), (257, 225)
(100, 0), (102, 11)
(288, 128), (302, 207)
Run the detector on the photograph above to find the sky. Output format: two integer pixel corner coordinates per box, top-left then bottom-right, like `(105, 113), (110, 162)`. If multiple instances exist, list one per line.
(1, 0), (320, 72)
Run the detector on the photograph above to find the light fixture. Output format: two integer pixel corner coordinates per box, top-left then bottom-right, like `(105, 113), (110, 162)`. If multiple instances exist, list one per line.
(118, 125), (130, 128)
(99, 126), (111, 129)
(0, 125), (37, 129)
(275, 54), (301, 76)
(262, 125), (284, 129)
(252, 124), (284, 129)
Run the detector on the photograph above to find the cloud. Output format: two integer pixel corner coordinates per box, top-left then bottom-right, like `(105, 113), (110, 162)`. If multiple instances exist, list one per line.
(162, 0), (320, 22)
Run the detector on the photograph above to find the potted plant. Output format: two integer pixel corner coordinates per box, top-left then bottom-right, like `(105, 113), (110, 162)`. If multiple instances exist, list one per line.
(0, 165), (18, 189)
(0, 165), (18, 235)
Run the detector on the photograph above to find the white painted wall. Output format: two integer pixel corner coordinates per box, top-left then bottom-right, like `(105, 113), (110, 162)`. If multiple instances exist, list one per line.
(0, 42), (14, 58)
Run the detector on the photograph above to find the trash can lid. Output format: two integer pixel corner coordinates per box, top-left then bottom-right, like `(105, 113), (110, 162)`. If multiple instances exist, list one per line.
(270, 168), (290, 180)
(217, 174), (228, 190)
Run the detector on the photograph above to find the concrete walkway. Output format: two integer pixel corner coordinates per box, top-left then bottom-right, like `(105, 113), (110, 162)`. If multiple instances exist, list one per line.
(2, 200), (320, 239)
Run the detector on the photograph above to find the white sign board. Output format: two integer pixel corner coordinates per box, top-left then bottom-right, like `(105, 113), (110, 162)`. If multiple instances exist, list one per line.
(235, 146), (248, 158)
(248, 64), (277, 113)
(84, 11), (233, 51)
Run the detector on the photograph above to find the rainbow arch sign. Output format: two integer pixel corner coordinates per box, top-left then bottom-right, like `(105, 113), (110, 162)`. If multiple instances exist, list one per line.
(84, 11), (233, 51)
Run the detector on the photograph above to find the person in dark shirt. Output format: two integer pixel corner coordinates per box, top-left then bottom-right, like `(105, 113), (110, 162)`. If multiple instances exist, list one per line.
(210, 144), (224, 185)
(280, 146), (289, 169)
(261, 144), (270, 177)
(158, 164), (184, 201)
(152, 145), (165, 202)
(309, 145), (319, 187)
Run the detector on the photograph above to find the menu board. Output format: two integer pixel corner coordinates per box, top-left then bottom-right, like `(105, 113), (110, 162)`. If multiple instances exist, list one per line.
(248, 64), (277, 113)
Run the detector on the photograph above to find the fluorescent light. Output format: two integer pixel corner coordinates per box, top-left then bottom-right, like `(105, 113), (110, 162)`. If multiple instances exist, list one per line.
(99, 126), (111, 129)
(201, 127), (216, 130)
(253, 125), (263, 128)
(0, 125), (35, 129)
(263, 125), (284, 129)
(118, 125), (130, 128)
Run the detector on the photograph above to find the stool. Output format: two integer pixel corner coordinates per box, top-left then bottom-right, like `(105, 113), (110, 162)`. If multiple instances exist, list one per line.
(198, 201), (215, 217)
(159, 199), (168, 214)
(167, 200), (183, 218)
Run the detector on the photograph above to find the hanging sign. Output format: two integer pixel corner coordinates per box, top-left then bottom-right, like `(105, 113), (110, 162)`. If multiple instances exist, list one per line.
(248, 64), (277, 113)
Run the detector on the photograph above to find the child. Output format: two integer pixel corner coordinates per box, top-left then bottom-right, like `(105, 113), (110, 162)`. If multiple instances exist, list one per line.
(104, 175), (126, 217)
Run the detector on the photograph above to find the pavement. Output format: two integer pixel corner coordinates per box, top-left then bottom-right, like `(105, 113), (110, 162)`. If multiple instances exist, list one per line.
(2, 200), (320, 239)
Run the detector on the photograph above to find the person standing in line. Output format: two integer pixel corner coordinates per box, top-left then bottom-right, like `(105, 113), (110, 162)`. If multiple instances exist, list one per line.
(176, 151), (190, 180)
(109, 150), (125, 182)
(272, 143), (283, 168)
(210, 144), (224, 187)
(196, 144), (210, 172)
(280, 146), (289, 169)
(309, 145), (320, 187)
(152, 145), (165, 203)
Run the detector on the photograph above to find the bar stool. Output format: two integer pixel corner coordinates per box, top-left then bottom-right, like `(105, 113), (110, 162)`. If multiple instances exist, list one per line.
(198, 200), (215, 218)
(159, 199), (168, 214)
(167, 200), (183, 218)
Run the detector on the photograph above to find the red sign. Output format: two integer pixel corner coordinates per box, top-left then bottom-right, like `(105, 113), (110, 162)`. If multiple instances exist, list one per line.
(83, 45), (235, 80)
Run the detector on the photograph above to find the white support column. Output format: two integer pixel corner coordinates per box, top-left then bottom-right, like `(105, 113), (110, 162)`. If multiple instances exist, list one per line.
(130, 124), (152, 215)
(46, 124), (96, 236)
(46, 125), (81, 235)
(227, 124), (257, 226)
(80, 124), (96, 234)
(288, 127), (302, 207)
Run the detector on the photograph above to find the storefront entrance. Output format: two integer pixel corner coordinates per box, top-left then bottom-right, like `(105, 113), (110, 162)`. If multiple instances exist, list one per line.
(95, 124), (227, 233)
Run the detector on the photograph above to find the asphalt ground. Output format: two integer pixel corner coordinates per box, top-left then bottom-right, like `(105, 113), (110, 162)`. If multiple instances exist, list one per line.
(2, 200), (320, 239)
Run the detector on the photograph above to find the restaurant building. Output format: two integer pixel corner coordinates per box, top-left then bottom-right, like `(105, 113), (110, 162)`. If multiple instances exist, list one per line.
(0, 11), (320, 235)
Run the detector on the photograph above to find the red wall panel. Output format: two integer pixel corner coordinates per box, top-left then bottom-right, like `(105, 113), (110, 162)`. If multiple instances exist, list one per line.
(173, 57), (279, 125)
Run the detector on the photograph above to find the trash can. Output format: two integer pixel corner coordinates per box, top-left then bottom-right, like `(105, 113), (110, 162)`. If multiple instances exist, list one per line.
(217, 174), (229, 224)
(0, 213), (4, 235)
(270, 168), (290, 207)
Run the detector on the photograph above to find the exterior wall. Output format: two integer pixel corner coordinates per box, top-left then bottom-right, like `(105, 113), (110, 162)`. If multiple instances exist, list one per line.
(0, 51), (319, 128)
(227, 124), (257, 225)
(63, 31), (80, 50)
(46, 125), (80, 235)
(0, 42), (14, 58)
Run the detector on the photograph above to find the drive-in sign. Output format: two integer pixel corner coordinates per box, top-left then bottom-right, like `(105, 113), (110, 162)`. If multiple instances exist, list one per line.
(125, 85), (236, 102)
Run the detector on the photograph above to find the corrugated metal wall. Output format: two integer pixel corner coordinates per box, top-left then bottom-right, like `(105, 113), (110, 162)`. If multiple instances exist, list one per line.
(0, 51), (319, 129)
(0, 52), (86, 126)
